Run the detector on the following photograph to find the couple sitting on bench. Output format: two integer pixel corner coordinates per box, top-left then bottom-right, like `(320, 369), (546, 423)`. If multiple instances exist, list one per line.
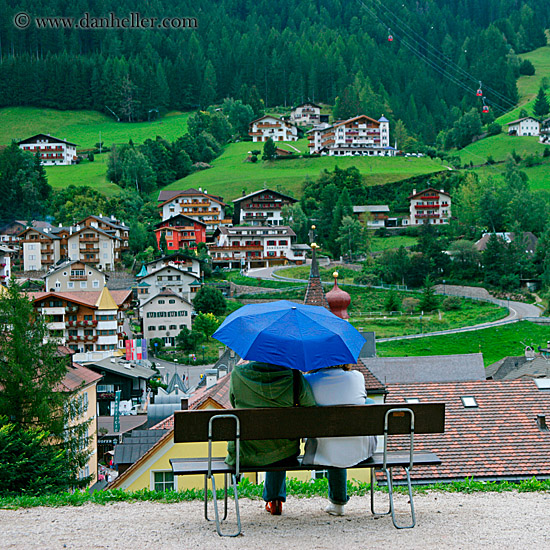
(226, 360), (378, 517)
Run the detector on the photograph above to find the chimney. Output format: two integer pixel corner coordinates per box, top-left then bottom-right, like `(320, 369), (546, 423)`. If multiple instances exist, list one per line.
(537, 414), (548, 431)
(441, 189), (445, 193)
(412, 189), (416, 195)
(180, 398), (188, 411)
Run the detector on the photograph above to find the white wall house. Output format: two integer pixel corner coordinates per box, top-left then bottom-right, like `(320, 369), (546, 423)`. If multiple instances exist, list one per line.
(308, 115), (393, 156)
(232, 189), (298, 226)
(208, 226), (308, 269)
(157, 188), (228, 230)
(18, 134), (78, 165)
(507, 117), (540, 137)
(67, 227), (117, 271)
(249, 115), (299, 142)
(0, 245), (11, 284)
(44, 260), (106, 292)
(409, 188), (451, 225)
(136, 264), (202, 305)
(290, 103), (322, 125)
(141, 289), (193, 347)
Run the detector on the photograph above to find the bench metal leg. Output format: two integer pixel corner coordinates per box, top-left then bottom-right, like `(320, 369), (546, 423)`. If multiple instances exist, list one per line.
(210, 473), (241, 537)
(204, 473), (229, 522)
(385, 466), (416, 529)
(370, 468), (391, 516)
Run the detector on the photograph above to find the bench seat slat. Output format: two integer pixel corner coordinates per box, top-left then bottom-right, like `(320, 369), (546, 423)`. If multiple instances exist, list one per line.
(174, 403), (445, 442)
(170, 452), (441, 476)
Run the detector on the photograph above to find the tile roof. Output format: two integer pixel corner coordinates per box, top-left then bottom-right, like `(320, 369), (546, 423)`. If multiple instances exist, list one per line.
(382, 379), (550, 483)
(485, 356), (529, 379)
(500, 356), (550, 380)
(59, 362), (102, 391)
(29, 289), (132, 308)
(360, 353), (486, 384)
(352, 363), (386, 394)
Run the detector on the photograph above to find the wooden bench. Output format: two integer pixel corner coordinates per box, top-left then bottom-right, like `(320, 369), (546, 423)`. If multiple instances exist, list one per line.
(171, 403), (445, 536)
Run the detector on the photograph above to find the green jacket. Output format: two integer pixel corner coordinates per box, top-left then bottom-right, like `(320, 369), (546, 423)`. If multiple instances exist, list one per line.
(225, 362), (316, 467)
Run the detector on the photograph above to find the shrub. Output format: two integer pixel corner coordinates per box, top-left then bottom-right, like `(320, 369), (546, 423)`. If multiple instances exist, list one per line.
(519, 59), (535, 76)
(250, 155), (258, 163)
(487, 122), (501, 136)
(486, 155), (495, 165)
(442, 296), (462, 311)
(402, 297), (420, 314)
(543, 148), (550, 158)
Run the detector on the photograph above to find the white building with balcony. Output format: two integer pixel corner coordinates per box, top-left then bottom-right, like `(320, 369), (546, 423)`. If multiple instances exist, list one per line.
(290, 102), (322, 125)
(208, 226), (309, 269)
(308, 115), (394, 156)
(507, 117), (540, 137)
(18, 134), (78, 165)
(249, 115), (299, 142)
(232, 188), (298, 226)
(44, 260), (106, 292)
(408, 188), (451, 225)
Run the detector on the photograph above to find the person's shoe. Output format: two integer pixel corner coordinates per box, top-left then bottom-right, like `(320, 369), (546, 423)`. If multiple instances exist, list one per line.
(325, 503), (345, 516)
(265, 500), (283, 515)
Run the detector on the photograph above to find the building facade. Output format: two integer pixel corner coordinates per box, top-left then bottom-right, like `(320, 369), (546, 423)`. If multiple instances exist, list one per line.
(31, 287), (132, 362)
(157, 188), (229, 232)
(141, 289), (193, 347)
(353, 205), (391, 229)
(154, 214), (206, 252)
(507, 117), (540, 137)
(232, 188), (298, 226)
(308, 115), (393, 156)
(18, 134), (78, 165)
(136, 264), (202, 305)
(208, 226), (308, 269)
(408, 188), (451, 225)
(249, 115), (299, 142)
(44, 260), (106, 292)
(290, 102), (322, 125)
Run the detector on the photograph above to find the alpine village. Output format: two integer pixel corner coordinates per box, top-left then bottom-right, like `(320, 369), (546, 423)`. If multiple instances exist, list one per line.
(3, 0), (550, 546)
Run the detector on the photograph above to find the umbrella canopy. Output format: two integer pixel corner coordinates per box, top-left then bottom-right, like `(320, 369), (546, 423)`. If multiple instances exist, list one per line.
(213, 300), (365, 372)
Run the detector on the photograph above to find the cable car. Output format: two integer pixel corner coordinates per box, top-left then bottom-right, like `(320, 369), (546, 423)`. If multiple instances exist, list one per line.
(482, 105), (489, 113)
(388, 34), (394, 42)
(476, 88), (483, 97)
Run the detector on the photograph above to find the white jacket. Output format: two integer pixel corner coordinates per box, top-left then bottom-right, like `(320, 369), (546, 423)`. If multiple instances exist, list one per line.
(303, 368), (377, 468)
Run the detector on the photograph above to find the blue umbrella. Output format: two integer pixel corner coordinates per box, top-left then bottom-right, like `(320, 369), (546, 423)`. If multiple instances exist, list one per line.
(213, 300), (365, 372)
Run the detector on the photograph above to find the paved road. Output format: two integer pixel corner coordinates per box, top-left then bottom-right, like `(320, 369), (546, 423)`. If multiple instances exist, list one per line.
(149, 357), (216, 390)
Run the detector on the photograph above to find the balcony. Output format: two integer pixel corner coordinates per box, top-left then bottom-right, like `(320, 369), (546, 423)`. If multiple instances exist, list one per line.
(66, 319), (98, 328)
(79, 236), (99, 242)
(415, 213), (440, 219)
(67, 334), (97, 343)
(421, 195), (439, 200)
(415, 204), (439, 209)
(70, 274), (87, 281)
(65, 305), (79, 313)
(209, 244), (263, 252)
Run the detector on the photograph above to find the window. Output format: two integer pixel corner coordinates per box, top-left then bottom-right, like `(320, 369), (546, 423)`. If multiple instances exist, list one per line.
(80, 281), (87, 288)
(158, 299), (165, 304)
(159, 325), (166, 330)
(103, 242), (108, 249)
(460, 396), (478, 408)
(267, 240), (276, 246)
(169, 325), (177, 330)
(93, 280), (99, 288)
(28, 244), (35, 250)
(148, 326), (156, 331)
(29, 254), (36, 260)
(153, 471), (175, 491)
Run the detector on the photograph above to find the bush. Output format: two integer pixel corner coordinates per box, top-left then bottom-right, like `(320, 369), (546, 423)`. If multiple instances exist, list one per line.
(524, 154), (541, 167)
(250, 155), (258, 163)
(519, 59), (535, 76)
(88, 152), (95, 162)
(402, 297), (420, 314)
(149, 338), (164, 353)
(487, 122), (501, 136)
(486, 155), (495, 165)
(543, 148), (550, 158)
(442, 296), (462, 311)
(193, 285), (227, 316)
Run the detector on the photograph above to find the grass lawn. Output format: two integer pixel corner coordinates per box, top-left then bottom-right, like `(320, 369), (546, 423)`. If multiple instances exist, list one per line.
(496, 44), (550, 126)
(161, 141), (446, 201)
(0, 107), (190, 149)
(370, 235), (418, 253)
(376, 320), (549, 366)
(458, 134), (546, 165)
(45, 153), (123, 197)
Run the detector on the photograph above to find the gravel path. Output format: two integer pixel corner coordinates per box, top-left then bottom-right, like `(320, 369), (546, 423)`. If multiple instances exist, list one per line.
(2, 491), (549, 549)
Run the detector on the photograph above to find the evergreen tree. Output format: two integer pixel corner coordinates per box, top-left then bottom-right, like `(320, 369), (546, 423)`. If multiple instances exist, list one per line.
(533, 86), (549, 118)
(0, 282), (91, 491)
(262, 138), (277, 160)
(384, 289), (402, 312)
(419, 276), (439, 312)
(193, 286), (227, 316)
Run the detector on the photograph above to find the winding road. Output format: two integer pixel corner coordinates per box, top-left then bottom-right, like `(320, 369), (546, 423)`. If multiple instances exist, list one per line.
(245, 265), (545, 341)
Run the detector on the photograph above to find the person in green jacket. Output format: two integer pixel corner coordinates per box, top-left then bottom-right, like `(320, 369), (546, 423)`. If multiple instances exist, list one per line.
(226, 360), (316, 515)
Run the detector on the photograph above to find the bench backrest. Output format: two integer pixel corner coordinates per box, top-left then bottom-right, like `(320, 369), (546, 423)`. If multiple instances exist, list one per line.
(173, 403), (445, 443)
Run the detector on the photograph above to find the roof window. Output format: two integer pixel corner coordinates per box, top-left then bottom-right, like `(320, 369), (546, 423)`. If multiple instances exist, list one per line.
(405, 398), (420, 404)
(460, 396), (478, 408)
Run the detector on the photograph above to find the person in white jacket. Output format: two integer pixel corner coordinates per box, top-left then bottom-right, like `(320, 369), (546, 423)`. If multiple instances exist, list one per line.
(303, 365), (377, 516)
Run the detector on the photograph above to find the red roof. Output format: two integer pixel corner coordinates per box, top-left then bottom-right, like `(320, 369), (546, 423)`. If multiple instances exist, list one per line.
(383, 379), (550, 482)
(28, 289), (132, 308)
(59, 362), (102, 392)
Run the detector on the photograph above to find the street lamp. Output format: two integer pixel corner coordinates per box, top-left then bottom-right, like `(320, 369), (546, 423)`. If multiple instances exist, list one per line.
(201, 345), (206, 364)
(442, 280), (446, 295)
(154, 342), (158, 356)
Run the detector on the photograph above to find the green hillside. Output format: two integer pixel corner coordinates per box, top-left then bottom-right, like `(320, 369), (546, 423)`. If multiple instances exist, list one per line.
(458, 134), (546, 165)
(160, 141), (446, 201)
(496, 44), (550, 125)
(0, 108), (190, 149)
(44, 154), (121, 197)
